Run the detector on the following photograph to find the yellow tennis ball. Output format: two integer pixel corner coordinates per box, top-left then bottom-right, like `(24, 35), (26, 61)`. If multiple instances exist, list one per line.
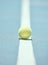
(18, 28), (32, 39)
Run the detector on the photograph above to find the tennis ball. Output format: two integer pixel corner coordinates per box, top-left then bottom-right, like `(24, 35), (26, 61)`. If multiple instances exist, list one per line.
(18, 28), (32, 39)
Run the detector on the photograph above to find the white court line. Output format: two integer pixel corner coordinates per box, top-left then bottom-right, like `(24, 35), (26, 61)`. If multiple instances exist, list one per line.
(20, 0), (31, 28)
(17, 0), (36, 64)
(17, 40), (36, 65)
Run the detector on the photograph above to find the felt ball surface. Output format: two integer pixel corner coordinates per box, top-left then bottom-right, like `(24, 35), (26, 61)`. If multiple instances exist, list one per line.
(18, 28), (32, 39)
